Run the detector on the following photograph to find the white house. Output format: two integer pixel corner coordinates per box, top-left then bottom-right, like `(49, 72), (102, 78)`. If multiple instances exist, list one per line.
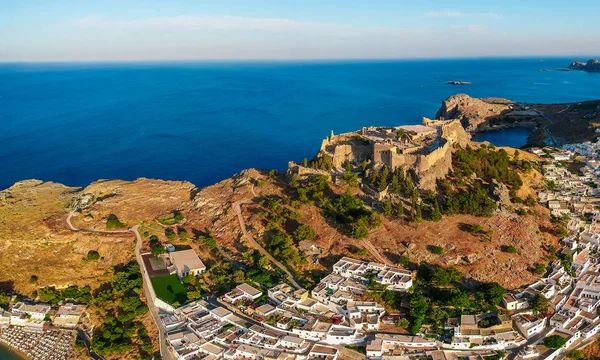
(224, 283), (263, 303)
(513, 315), (546, 339)
(168, 249), (206, 278)
(53, 303), (84, 328)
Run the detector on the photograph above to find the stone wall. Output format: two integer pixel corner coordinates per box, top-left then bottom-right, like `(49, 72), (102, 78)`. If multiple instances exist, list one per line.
(287, 162), (332, 180)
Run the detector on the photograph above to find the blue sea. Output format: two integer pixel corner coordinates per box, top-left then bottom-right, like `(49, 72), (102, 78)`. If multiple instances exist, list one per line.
(0, 344), (23, 360)
(1, 57), (599, 190)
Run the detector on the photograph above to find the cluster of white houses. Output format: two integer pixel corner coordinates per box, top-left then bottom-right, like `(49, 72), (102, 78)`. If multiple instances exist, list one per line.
(160, 299), (340, 360)
(0, 301), (84, 331)
(0, 301), (83, 360)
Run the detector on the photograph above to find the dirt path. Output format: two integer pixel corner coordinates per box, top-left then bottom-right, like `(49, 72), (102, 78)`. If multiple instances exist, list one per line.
(232, 201), (302, 289)
(362, 239), (391, 265)
(66, 212), (175, 360)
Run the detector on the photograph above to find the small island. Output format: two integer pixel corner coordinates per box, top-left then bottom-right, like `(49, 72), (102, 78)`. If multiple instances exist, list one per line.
(568, 59), (600, 72)
(447, 80), (471, 85)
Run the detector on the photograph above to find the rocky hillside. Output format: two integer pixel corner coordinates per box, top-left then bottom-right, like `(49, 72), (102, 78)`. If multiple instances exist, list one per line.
(435, 94), (511, 132)
(0, 151), (556, 297)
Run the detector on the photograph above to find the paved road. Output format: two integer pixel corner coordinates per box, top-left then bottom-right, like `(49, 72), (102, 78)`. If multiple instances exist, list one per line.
(536, 111), (560, 147)
(67, 212), (174, 360)
(232, 201), (302, 289)
(506, 327), (553, 360)
(76, 329), (105, 360)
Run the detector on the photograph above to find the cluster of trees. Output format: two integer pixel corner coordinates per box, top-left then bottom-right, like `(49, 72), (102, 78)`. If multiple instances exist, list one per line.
(37, 285), (92, 305)
(439, 180), (497, 217)
(91, 261), (152, 358)
(405, 264), (507, 335)
(181, 274), (202, 301)
(369, 166), (416, 196)
(264, 229), (302, 267)
(310, 155), (334, 171)
(320, 190), (381, 239)
(258, 197), (301, 226)
(453, 145), (523, 189)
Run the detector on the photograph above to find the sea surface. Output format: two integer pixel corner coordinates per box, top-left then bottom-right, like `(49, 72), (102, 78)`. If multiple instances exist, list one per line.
(1, 57), (599, 190)
(471, 128), (534, 148)
(0, 343), (23, 360)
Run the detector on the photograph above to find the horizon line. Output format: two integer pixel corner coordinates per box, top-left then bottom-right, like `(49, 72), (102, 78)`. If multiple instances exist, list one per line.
(1, 54), (599, 65)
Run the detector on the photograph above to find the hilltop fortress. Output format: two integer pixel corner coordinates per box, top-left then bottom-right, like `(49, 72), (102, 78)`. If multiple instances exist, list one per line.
(291, 116), (471, 190)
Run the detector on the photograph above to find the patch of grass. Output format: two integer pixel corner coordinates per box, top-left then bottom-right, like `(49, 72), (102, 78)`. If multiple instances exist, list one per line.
(150, 275), (187, 305)
(106, 214), (127, 229)
(158, 211), (185, 225)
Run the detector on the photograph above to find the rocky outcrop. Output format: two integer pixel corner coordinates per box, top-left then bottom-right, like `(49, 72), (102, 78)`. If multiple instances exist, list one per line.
(435, 94), (510, 132)
(488, 179), (512, 208)
(568, 59), (600, 72)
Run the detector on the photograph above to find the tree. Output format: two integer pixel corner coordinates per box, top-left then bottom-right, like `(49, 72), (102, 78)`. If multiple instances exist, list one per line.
(430, 199), (442, 221)
(544, 335), (567, 349)
(382, 199), (394, 217)
(398, 201), (405, 218)
(87, 250), (100, 261)
(478, 282), (506, 306)
(151, 246), (165, 256)
(534, 263), (547, 275)
(502, 245), (518, 254)
(0, 291), (9, 306)
(398, 255), (409, 267)
(408, 292), (428, 335)
(568, 350), (585, 360)
(186, 290), (201, 301)
(531, 294), (549, 314)
(361, 160), (368, 173)
(294, 224), (317, 241)
(233, 270), (245, 283)
(395, 318), (410, 328)
(302, 158), (308, 167)
(415, 204), (422, 222)
(29, 275), (38, 284)
(429, 246), (444, 255)
(431, 266), (463, 286)
(258, 256), (270, 268)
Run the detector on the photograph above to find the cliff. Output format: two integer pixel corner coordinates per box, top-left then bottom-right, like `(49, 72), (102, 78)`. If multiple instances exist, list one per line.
(434, 94), (511, 132)
(568, 59), (600, 72)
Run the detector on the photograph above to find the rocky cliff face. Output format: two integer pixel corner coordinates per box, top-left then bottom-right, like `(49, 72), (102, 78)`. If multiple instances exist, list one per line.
(435, 94), (510, 132)
(568, 59), (600, 72)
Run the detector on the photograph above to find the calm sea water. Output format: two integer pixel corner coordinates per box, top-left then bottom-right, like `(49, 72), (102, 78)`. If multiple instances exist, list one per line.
(1, 58), (599, 190)
(0, 343), (23, 360)
(471, 128), (534, 148)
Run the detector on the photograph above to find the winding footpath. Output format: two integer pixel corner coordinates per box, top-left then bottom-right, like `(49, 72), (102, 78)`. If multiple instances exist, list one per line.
(66, 212), (174, 360)
(231, 201), (302, 289)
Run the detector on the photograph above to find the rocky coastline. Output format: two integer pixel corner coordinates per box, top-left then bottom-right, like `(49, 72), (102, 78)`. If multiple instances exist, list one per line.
(568, 59), (600, 72)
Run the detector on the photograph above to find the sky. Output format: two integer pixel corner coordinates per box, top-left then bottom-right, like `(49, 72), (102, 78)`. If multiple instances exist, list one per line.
(1, 0), (599, 62)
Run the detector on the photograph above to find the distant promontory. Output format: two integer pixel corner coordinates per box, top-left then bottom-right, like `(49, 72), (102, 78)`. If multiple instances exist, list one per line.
(568, 59), (600, 72)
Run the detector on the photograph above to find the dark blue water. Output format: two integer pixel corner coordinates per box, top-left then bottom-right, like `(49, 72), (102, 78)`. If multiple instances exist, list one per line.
(1, 58), (599, 190)
(0, 344), (23, 360)
(472, 128), (533, 148)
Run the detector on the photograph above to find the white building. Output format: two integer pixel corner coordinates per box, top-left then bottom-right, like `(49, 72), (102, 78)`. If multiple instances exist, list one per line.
(168, 249), (206, 278)
(223, 283), (263, 303)
(53, 303), (84, 328)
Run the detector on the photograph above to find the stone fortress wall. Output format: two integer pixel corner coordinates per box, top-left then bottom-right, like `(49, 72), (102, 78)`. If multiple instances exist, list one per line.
(300, 117), (471, 190)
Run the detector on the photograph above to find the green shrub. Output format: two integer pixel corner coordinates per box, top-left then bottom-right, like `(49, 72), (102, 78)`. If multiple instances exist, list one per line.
(158, 211), (185, 225)
(502, 245), (518, 254)
(106, 214), (126, 229)
(87, 250), (100, 261)
(544, 335), (567, 349)
(430, 245), (444, 255)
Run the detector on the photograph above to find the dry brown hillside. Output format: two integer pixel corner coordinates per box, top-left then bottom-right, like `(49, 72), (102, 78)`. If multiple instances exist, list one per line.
(0, 154), (557, 297)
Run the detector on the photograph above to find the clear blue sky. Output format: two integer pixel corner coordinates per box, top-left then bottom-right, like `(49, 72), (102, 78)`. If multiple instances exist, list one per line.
(1, 0), (598, 61)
